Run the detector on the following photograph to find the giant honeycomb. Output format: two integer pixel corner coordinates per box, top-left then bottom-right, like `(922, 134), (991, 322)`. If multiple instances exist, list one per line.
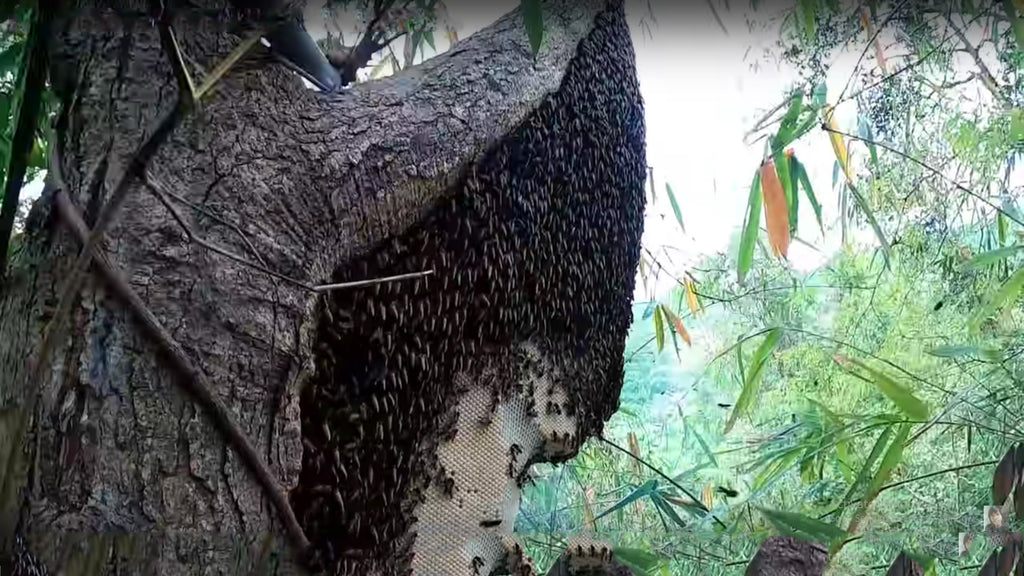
(289, 0), (647, 573)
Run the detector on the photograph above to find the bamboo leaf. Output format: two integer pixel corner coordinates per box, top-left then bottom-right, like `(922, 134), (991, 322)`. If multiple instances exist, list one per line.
(812, 81), (828, 107)
(847, 181), (891, 269)
(966, 245), (1024, 269)
(582, 487), (596, 530)
(753, 446), (803, 492)
(686, 419), (718, 468)
(725, 328), (781, 433)
(793, 157), (824, 236)
(825, 106), (851, 182)
(737, 169), (763, 283)
(653, 304), (666, 352)
(660, 304), (692, 347)
(665, 182), (686, 233)
(835, 356), (929, 420)
(857, 115), (879, 169)
(970, 267), (1024, 332)
(594, 479), (658, 522)
(775, 92), (805, 148)
(705, 0), (729, 35)
(756, 507), (847, 545)
(761, 160), (791, 258)
(927, 345), (1002, 362)
(684, 276), (702, 315)
(836, 440), (855, 483)
(650, 491), (689, 529)
(701, 483), (714, 509)
(520, 0), (544, 57)
(1002, 0), (1024, 52)
(798, 0), (817, 43)
(613, 547), (664, 576)
(772, 147), (798, 235)
(838, 424), (894, 507)
(627, 431), (643, 476)
(865, 422), (911, 498)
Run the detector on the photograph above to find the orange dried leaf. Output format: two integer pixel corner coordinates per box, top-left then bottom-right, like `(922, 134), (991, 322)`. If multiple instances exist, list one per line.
(860, 9), (888, 74)
(760, 160), (790, 258)
(661, 305), (692, 347)
(701, 483), (715, 509)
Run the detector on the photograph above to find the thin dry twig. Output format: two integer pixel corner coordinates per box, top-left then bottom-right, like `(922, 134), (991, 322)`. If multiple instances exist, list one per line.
(945, 15), (1010, 108)
(314, 270), (434, 292)
(149, 175), (434, 294)
(821, 125), (1024, 227)
(145, 176), (316, 292)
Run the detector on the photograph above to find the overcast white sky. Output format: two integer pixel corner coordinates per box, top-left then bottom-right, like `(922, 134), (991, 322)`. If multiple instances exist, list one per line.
(24, 1), (1014, 305)
(433, 0), (888, 300)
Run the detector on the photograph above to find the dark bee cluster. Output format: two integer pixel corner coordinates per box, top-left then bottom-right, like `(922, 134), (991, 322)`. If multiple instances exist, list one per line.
(289, 0), (646, 573)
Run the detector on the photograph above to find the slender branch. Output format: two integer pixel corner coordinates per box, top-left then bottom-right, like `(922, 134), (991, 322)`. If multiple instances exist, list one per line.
(326, 0), (406, 84)
(144, 176), (316, 291)
(598, 435), (728, 529)
(314, 270), (434, 292)
(30, 20), (264, 404)
(821, 126), (1024, 228)
(836, 0), (911, 104)
(838, 7), (993, 106)
(945, 15), (1010, 108)
(30, 97), (184, 412)
(52, 187), (312, 559)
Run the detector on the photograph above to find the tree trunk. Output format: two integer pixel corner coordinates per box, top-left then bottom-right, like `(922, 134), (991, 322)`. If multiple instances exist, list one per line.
(1, 0), (646, 575)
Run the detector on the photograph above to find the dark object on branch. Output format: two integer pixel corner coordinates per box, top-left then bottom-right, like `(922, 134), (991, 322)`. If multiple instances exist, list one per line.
(264, 20), (342, 92)
(745, 536), (827, 576)
(228, 0), (343, 91)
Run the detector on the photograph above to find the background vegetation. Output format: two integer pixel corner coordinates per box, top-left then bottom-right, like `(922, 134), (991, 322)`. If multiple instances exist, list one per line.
(512, 1), (1024, 575)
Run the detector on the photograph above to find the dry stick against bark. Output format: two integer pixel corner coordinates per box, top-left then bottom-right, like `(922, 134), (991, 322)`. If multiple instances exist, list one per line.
(29, 101), (183, 406)
(51, 187), (312, 557)
(145, 176), (316, 291)
(29, 25), (262, 409)
(147, 176), (435, 293)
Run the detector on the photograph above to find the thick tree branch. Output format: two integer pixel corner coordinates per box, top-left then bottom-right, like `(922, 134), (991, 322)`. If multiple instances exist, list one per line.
(323, 0), (420, 84)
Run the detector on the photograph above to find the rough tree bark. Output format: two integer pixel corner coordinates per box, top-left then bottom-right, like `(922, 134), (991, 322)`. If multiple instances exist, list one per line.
(1, 0), (647, 574)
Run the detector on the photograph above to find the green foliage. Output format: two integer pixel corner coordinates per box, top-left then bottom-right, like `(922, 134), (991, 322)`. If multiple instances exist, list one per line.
(519, 3), (1024, 573)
